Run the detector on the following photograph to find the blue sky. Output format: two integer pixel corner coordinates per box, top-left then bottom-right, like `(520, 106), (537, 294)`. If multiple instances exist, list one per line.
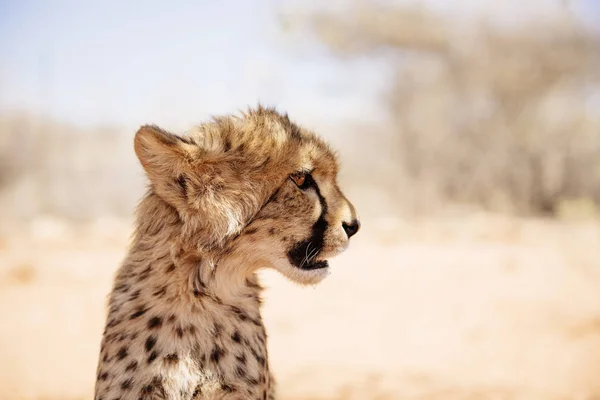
(0, 0), (388, 129)
(1, 0), (598, 130)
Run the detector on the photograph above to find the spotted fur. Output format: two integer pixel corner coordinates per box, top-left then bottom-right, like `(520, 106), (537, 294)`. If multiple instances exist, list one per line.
(94, 106), (360, 400)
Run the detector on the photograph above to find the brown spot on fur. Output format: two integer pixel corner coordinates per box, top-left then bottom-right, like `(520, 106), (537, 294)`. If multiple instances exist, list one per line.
(145, 335), (157, 352)
(147, 350), (159, 364)
(116, 346), (128, 360)
(177, 174), (187, 192)
(114, 283), (129, 292)
(121, 378), (133, 390)
(125, 360), (138, 372)
(129, 289), (141, 301)
(229, 305), (250, 322)
(140, 376), (165, 398)
(106, 318), (120, 328)
(235, 365), (246, 378)
(153, 285), (167, 298)
(147, 316), (162, 329)
(245, 227), (258, 235)
(191, 385), (202, 398)
(175, 326), (184, 338)
(137, 266), (151, 281)
(165, 264), (176, 273)
(130, 307), (148, 319)
(210, 346), (225, 363)
(164, 353), (179, 365)
(221, 383), (236, 393)
(236, 353), (246, 365)
(245, 376), (260, 386)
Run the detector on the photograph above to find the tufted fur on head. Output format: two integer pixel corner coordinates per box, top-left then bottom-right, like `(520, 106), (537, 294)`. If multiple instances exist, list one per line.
(135, 108), (298, 248)
(134, 123), (268, 251)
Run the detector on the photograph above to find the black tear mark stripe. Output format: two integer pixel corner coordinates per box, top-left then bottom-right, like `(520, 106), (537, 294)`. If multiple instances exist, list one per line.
(287, 179), (328, 269)
(313, 180), (328, 215)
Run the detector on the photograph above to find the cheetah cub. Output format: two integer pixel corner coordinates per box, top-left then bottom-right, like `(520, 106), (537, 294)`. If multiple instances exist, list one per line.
(94, 106), (360, 400)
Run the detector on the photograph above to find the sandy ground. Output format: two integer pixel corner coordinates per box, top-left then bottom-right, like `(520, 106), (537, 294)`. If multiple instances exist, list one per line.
(1, 213), (599, 400)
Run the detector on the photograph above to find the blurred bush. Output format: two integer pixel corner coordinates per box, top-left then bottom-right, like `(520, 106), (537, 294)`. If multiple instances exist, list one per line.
(0, 113), (144, 221)
(2, 4), (600, 221)
(302, 4), (600, 216)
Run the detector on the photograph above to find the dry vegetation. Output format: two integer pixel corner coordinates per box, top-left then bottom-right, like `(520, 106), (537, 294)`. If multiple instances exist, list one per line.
(0, 113), (144, 222)
(293, 3), (600, 216)
(3, 5), (600, 220)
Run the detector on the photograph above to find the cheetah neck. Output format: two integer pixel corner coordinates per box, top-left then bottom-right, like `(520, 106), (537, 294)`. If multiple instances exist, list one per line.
(95, 192), (272, 399)
(128, 190), (264, 306)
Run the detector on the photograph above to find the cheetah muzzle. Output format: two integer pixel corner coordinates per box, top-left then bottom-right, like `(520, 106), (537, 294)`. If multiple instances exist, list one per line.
(94, 106), (359, 400)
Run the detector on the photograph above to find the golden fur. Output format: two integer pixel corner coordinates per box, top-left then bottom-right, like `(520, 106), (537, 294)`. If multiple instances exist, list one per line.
(94, 106), (360, 400)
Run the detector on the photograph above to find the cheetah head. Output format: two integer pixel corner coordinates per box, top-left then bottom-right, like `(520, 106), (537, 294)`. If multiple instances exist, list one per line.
(134, 106), (359, 285)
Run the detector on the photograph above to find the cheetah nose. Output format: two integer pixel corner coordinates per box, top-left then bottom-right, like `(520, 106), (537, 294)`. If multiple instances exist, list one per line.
(342, 219), (360, 238)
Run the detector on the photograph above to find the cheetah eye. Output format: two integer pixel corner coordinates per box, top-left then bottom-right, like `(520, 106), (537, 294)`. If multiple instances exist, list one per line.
(290, 172), (314, 190)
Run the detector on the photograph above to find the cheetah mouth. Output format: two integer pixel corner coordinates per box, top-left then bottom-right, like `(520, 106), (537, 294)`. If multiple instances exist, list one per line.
(287, 240), (329, 271)
(298, 260), (329, 270)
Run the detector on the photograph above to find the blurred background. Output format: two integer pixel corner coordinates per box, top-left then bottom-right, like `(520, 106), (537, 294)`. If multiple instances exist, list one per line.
(1, 1), (600, 399)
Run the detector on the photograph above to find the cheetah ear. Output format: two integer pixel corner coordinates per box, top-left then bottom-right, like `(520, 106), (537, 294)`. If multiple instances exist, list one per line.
(134, 125), (194, 210)
(134, 123), (268, 250)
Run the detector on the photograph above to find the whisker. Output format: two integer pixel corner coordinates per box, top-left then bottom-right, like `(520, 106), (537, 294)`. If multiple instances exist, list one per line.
(307, 247), (319, 263)
(300, 242), (313, 269)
